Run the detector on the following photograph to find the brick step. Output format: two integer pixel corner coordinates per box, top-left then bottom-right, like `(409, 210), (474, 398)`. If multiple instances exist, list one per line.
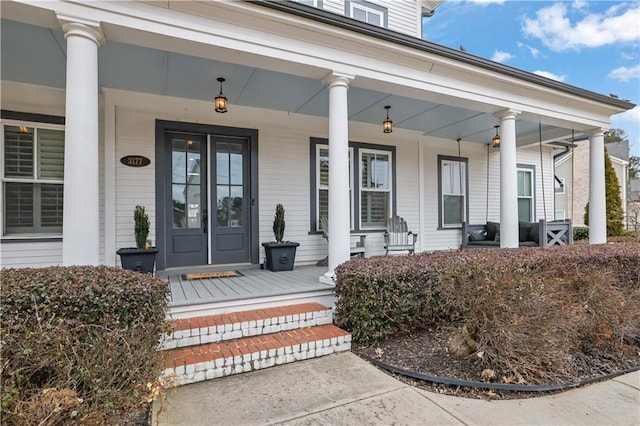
(162, 302), (333, 350)
(163, 324), (351, 386)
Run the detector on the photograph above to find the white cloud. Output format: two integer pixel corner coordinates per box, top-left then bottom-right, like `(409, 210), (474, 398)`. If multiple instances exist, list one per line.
(621, 51), (637, 61)
(467, 0), (505, 5)
(572, 0), (587, 10)
(491, 50), (514, 63)
(517, 42), (540, 58)
(612, 106), (640, 125)
(608, 65), (640, 82)
(522, 2), (640, 52)
(533, 70), (567, 82)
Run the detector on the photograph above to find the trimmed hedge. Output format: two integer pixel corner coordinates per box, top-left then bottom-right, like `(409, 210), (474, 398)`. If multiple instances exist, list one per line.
(573, 226), (589, 241)
(1, 266), (169, 425)
(335, 244), (640, 383)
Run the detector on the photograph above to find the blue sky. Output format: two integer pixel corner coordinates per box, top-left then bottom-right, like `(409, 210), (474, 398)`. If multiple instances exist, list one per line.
(422, 0), (640, 157)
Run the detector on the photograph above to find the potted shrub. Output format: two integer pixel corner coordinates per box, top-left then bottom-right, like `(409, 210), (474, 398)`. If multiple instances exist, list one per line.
(116, 205), (159, 274)
(261, 204), (299, 272)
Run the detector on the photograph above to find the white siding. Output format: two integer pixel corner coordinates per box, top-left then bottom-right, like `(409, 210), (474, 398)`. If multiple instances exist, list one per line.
(0, 82), (67, 268)
(322, 0), (418, 37)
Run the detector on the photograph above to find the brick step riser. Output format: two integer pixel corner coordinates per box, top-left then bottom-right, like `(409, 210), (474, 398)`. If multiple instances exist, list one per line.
(161, 309), (333, 350)
(164, 335), (351, 386)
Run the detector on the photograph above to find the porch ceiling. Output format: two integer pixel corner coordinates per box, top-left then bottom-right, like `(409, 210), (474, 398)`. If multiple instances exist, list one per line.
(1, 17), (566, 145)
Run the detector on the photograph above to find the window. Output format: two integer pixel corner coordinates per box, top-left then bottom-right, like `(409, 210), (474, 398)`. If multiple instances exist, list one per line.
(296, 0), (323, 8)
(554, 177), (565, 194)
(555, 210), (565, 221)
(360, 150), (390, 228)
(2, 122), (65, 235)
(438, 156), (467, 228)
(316, 145), (354, 230)
(311, 138), (395, 232)
(517, 166), (535, 222)
(346, 1), (387, 27)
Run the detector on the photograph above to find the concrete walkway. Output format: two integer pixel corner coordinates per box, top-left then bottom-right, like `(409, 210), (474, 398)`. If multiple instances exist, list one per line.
(154, 352), (640, 426)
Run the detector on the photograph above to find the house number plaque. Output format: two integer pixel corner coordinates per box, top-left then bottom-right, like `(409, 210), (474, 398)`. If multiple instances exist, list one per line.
(120, 155), (151, 167)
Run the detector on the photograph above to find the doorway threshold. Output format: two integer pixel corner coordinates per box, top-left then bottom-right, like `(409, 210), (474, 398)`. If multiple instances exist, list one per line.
(157, 262), (259, 277)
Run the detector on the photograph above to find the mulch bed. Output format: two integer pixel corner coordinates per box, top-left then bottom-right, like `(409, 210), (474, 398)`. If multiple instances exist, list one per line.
(352, 324), (640, 400)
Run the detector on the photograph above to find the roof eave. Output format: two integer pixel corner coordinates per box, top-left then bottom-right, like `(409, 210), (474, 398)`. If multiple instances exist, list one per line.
(251, 1), (635, 112)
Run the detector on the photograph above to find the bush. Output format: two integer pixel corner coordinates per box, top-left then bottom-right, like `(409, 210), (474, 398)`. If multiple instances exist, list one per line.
(573, 226), (589, 241)
(335, 244), (640, 383)
(1, 266), (170, 425)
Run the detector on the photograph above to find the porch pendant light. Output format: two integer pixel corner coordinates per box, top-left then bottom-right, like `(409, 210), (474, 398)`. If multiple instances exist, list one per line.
(492, 125), (501, 148)
(383, 105), (393, 133)
(214, 77), (228, 113)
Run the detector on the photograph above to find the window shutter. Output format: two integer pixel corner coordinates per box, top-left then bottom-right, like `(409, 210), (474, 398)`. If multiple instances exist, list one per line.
(40, 184), (64, 227)
(4, 182), (34, 229)
(4, 126), (34, 178)
(38, 129), (65, 180)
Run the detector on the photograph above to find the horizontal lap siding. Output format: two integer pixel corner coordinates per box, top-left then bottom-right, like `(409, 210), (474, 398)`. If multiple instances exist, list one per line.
(115, 110), (156, 259)
(0, 82), (103, 268)
(321, 1), (418, 37)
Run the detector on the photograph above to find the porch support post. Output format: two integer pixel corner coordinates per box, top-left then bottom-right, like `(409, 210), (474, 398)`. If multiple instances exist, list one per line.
(58, 16), (104, 265)
(495, 109), (520, 248)
(588, 128), (607, 244)
(322, 72), (354, 280)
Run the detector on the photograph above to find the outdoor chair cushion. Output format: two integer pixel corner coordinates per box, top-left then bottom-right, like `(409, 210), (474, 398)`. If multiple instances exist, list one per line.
(468, 230), (487, 242)
(486, 221), (500, 241)
(519, 222), (533, 242)
(528, 222), (540, 244)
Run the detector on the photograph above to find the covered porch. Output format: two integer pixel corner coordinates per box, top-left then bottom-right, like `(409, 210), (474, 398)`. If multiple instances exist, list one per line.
(163, 265), (334, 319)
(0, 1), (633, 274)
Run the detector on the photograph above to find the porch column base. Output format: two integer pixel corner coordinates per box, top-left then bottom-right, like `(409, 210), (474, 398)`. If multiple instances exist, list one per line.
(319, 273), (335, 285)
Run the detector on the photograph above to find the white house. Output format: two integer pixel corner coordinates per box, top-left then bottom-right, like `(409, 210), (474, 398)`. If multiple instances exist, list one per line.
(1, 0), (635, 277)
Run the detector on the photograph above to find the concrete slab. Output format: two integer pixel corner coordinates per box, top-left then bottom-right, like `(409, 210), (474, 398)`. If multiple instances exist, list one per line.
(613, 370), (640, 391)
(154, 353), (640, 426)
(417, 373), (640, 426)
(280, 387), (464, 425)
(155, 352), (411, 425)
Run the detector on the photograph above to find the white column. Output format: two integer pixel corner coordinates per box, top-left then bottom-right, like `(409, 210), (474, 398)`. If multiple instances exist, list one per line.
(58, 16), (104, 265)
(322, 72), (354, 280)
(495, 109), (520, 248)
(589, 129), (607, 244)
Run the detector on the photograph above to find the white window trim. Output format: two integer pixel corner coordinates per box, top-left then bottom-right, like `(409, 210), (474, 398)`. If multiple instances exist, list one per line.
(350, 2), (385, 26)
(517, 167), (534, 222)
(359, 148), (392, 230)
(1, 119), (65, 237)
(316, 144), (354, 232)
(555, 177), (565, 194)
(439, 157), (467, 228)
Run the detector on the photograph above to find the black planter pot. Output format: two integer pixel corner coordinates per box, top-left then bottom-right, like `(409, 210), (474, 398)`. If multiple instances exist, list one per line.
(116, 247), (159, 274)
(261, 242), (299, 272)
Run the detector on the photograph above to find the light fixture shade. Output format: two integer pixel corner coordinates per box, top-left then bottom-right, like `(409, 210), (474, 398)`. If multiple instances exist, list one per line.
(215, 77), (228, 113)
(492, 125), (501, 148)
(383, 105), (393, 133)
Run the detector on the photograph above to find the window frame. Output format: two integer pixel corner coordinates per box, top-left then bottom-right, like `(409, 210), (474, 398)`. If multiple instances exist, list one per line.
(554, 177), (565, 194)
(517, 164), (536, 223)
(358, 148), (393, 230)
(315, 144), (355, 231)
(555, 210), (566, 221)
(298, 0), (323, 8)
(1, 112), (65, 238)
(310, 137), (396, 233)
(345, 0), (388, 27)
(437, 155), (469, 229)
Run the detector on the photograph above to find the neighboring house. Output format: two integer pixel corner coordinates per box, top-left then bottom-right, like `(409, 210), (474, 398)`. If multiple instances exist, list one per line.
(0, 0), (635, 276)
(555, 140), (629, 227)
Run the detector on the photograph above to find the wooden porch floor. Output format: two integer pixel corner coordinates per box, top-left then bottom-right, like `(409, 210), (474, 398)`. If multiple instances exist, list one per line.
(166, 265), (333, 308)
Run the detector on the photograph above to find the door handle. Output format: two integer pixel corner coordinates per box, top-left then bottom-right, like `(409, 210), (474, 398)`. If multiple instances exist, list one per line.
(202, 209), (208, 233)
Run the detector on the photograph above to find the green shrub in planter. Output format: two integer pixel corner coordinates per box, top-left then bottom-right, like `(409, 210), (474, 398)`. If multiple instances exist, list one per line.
(1, 266), (169, 425)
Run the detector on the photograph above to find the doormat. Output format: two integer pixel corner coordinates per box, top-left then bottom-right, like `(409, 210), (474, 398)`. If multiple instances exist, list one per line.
(183, 270), (243, 280)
